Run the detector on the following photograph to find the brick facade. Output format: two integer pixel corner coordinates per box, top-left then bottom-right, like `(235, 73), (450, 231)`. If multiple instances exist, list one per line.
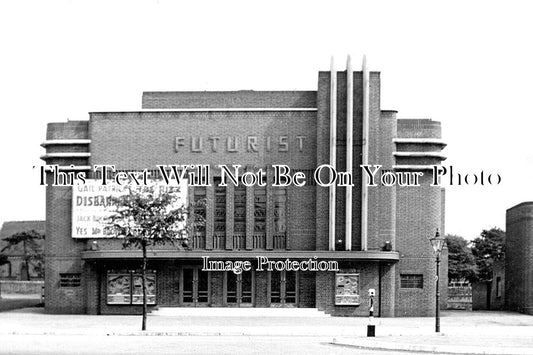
(41, 63), (446, 317)
(505, 202), (533, 315)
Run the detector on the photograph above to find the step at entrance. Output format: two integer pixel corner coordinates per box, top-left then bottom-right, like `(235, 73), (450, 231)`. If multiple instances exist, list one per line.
(151, 307), (330, 317)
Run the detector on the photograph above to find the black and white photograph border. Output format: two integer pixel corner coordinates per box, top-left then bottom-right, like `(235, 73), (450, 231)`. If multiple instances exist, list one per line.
(0, 1), (532, 354)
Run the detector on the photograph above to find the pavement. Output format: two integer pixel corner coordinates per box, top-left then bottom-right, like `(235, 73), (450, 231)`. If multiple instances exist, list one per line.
(0, 302), (532, 354)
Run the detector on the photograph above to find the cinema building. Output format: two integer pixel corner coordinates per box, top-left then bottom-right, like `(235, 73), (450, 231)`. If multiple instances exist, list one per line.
(41, 58), (447, 316)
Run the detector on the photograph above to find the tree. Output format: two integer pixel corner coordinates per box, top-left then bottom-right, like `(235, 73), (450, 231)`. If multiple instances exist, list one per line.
(1, 230), (44, 280)
(471, 228), (505, 282)
(106, 185), (193, 331)
(445, 234), (477, 283)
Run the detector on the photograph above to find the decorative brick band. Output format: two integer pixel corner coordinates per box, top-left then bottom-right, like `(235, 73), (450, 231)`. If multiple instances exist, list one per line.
(393, 138), (446, 146)
(41, 139), (91, 147)
(393, 152), (446, 159)
(40, 152), (91, 159)
(90, 108), (318, 114)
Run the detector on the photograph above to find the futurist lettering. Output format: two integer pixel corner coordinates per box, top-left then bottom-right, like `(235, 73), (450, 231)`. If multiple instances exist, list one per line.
(174, 135), (307, 153)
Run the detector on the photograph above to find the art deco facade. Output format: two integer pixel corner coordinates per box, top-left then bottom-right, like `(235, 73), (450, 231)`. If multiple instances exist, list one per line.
(41, 58), (447, 316)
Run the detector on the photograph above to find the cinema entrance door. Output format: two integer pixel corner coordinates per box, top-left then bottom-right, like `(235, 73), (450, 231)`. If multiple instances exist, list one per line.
(225, 270), (254, 307)
(180, 266), (209, 307)
(269, 270), (298, 307)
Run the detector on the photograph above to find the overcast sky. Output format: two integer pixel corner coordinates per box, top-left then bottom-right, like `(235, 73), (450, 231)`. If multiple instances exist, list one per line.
(1, 0), (532, 240)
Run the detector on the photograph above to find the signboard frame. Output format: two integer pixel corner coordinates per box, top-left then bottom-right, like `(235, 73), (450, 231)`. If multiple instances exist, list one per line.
(107, 270), (157, 305)
(335, 272), (360, 306)
(71, 180), (187, 239)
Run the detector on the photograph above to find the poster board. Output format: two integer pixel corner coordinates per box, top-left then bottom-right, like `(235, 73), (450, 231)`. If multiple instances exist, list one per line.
(71, 180), (187, 238)
(107, 270), (156, 305)
(335, 273), (360, 306)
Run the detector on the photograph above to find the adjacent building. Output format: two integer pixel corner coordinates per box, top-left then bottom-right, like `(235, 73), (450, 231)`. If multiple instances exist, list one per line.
(40, 58), (447, 316)
(0, 220), (45, 280)
(505, 202), (533, 315)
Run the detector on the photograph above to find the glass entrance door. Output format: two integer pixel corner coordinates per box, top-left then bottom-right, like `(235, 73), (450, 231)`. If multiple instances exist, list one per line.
(269, 270), (298, 307)
(181, 266), (209, 307)
(226, 270), (254, 307)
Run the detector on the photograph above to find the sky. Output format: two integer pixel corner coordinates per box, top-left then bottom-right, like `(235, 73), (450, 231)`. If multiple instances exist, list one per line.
(0, 0), (532, 240)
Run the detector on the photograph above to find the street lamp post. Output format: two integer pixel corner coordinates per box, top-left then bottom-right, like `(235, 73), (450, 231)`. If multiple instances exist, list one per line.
(429, 229), (445, 333)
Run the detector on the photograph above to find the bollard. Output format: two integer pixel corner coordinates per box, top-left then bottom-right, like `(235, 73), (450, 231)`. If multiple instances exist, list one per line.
(367, 288), (376, 337)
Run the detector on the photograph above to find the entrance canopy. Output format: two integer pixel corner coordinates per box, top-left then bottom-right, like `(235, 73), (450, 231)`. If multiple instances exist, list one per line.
(81, 249), (399, 262)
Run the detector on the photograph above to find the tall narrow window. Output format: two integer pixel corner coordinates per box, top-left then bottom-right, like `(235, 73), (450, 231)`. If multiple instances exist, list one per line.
(234, 185), (246, 235)
(214, 177), (226, 237)
(273, 189), (287, 235)
(254, 187), (266, 235)
(193, 187), (206, 238)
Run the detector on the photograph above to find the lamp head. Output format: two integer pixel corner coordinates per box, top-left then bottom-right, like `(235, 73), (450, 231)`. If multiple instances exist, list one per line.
(429, 229), (445, 255)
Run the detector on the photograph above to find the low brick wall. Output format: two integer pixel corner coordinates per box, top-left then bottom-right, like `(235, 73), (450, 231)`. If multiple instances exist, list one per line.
(0, 280), (44, 294)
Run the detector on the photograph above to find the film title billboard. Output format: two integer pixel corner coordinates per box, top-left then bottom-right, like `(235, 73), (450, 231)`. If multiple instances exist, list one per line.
(71, 180), (187, 238)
